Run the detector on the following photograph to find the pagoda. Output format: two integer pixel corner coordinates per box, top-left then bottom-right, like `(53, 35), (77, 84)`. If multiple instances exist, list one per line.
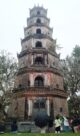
(8, 6), (68, 120)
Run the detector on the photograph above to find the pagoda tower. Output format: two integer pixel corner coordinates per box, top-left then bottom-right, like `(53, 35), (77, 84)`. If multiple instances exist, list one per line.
(8, 6), (68, 120)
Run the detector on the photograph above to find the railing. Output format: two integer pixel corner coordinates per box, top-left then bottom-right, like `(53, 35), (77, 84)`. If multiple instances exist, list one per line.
(13, 85), (67, 98)
(17, 65), (62, 76)
(13, 85), (50, 92)
(13, 85), (64, 92)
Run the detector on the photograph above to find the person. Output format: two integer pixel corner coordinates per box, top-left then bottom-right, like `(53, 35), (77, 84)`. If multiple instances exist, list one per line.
(63, 116), (70, 132)
(72, 115), (80, 133)
(11, 120), (17, 133)
(54, 115), (62, 133)
(0, 122), (5, 133)
(47, 116), (53, 132)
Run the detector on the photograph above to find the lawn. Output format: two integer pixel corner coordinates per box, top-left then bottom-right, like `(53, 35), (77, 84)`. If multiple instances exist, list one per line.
(1, 132), (80, 136)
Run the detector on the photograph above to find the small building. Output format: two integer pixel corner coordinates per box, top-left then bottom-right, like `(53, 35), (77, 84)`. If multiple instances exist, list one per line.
(8, 6), (68, 121)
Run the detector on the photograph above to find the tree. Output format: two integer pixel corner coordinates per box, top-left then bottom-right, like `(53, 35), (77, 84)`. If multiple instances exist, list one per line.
(0, 50), (17, 121)
(68, 96), (80, 117)
(61, 45), (80, 116)
(61, 45), (80, 96)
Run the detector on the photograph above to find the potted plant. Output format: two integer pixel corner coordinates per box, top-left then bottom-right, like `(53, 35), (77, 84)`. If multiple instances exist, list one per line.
(34, 111), (49, 133)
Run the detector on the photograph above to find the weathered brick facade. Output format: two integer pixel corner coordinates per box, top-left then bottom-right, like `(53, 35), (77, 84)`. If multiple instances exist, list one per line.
(8, 6), (68, 120)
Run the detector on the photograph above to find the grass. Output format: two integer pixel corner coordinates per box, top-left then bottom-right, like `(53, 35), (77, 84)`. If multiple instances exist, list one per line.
(1, 132), (80, 136)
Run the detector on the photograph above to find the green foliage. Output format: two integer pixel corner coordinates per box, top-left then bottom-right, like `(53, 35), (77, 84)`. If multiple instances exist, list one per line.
(68, 96), (80, 117)
(72, 45), (80, 58)
(0, 50), (17, 121)
(0, 50), (17, 92)
(61, 45), (80, 117)
(61, 45), (80, 96)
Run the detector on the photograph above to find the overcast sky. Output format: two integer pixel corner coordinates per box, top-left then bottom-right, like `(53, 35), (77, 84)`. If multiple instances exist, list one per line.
(0, 0), (80, 59)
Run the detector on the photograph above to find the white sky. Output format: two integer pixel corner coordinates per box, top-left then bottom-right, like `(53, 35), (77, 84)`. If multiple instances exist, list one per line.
(0, 0), (80, 59)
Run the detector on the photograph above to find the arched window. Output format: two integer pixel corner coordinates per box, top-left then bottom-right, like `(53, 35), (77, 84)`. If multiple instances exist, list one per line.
(34, 76), (44, 87)
(36, 29), (41, 34)
(37, 11), (40, 15)
(36, 41), (42, 48)
(34, 98), (45, 109)
(36, 18), (41, 23)
(34, 57), (44, 64)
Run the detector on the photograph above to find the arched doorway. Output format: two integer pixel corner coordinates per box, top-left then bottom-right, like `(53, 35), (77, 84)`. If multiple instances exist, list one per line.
(32, 97), (46, 119)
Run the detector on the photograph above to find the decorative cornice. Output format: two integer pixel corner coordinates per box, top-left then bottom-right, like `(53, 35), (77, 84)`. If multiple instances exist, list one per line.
(17, 48), (48, 58)
(17, 48), (59, 58)
(27, 15), (50, 22)
(30, 6), (47, 13)
(24, 23), (53, 31)
(21, 34), (53, 43)
(13, 86), (68, 98)
(17, 66), (62, 76)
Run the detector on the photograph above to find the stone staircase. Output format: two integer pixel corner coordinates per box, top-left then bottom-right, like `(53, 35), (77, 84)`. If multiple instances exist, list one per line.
(17, 121), (41, 133)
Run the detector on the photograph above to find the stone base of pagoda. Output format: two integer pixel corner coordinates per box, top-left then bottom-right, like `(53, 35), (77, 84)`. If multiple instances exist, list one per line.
(7, 90), (68, 120)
